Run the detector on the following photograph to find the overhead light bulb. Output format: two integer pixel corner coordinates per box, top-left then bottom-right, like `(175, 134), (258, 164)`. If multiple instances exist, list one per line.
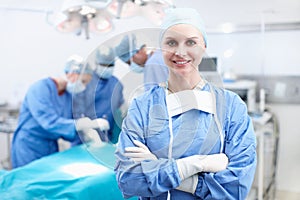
(107, 0), (139, 18)
(56, 12), (82, 32)
(89, 9), (113, 33)
(140, 1), (172, 25)
(80, 5), (97, 16)
(61, 0), (86, 13)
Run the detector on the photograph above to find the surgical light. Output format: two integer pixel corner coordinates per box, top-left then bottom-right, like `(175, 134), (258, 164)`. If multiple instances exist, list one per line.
(106, 0), (174, 23)
(54, 0), (174, 39)
(106, 0), (139, 18)
(55, 0), (113, 39)
(138, 0), (175, 25)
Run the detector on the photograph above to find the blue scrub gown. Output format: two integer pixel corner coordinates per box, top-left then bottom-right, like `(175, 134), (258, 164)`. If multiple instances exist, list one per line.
(115, 83), (257, 199)
(143, 50), (169, 91)
(72, 73), (124, 145)
(11, 78), (77, 168)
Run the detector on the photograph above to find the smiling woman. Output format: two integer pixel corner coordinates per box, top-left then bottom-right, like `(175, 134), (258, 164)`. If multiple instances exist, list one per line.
(115, 7), (257, 200)
(161, 24), (206, 91)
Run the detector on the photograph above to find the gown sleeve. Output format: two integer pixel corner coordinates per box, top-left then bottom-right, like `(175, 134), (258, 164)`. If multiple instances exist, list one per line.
(115, 98), (181, 198)
(194, 94), (257, 200)
(26, 80), (76, 141)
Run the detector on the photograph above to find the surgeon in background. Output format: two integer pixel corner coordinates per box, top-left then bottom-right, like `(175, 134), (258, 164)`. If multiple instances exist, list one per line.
(115, 34), (149, 74)
(115, 8), (256, 199)
(11, 55), (97, 168)
(114, 34), (168, 89)
(71, 46), (124, 145)
(143, 49), (168, 91)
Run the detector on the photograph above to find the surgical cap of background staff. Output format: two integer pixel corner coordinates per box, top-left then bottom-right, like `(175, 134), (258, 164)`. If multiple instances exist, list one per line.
(96, 46), (115, 66)
(64, 54), (93, 74)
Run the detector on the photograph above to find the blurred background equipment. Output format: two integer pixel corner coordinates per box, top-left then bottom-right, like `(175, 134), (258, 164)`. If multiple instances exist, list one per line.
(54, 0), (175, 39)
(54, 0), (114, 39)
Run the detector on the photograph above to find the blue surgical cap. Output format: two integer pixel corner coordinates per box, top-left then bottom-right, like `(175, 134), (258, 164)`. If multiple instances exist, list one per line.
(160, 8), (208, 47)
(115, 34), (138, 63)
(64, 54), (93, 75)
(96, 46), (115, 66)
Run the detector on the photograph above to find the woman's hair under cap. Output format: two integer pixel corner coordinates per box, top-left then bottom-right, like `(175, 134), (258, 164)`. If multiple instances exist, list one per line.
(160, 7), (208, 47)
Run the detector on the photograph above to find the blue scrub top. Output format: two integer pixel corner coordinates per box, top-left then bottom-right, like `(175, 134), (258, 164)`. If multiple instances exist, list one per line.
(11, 78), (76, 168)
(72, 73), (124, 144)
(115, 83), (257, 199)
(143, 50), (169, 91)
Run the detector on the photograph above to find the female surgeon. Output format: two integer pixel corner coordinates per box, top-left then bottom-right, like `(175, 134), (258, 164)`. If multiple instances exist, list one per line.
(11, 55), (94, 168)
(114, 8), (257, 200)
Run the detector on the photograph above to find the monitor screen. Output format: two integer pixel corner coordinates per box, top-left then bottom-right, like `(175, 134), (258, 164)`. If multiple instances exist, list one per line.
(198, 57), (217, 71)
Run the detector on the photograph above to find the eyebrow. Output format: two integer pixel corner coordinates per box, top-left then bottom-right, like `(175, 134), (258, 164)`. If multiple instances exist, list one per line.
(187, 37), (201, 40)
(164, 36), (201, 40)
(164, 37), (175, 40)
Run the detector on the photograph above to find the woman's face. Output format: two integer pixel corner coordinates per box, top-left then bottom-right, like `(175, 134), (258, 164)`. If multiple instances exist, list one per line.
(161, 24), (206, 77)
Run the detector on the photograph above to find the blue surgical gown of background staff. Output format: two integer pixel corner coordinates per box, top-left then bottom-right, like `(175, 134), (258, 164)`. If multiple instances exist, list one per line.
(115, 83), (257, 200)
(11, 78), (77, 168)
(143, 50), (168, 91)
(72, 73), (124, 145)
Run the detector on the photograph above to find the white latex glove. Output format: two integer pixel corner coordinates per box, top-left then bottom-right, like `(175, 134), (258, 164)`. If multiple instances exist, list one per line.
(124, 140), (158, 162)
(176, 174), (198, 194)
(92, 118), (110, 131)
(176, 153), (228, 180)
(75, 117), (94, 131)
(75, 117), (110, 132)
(82, 129), (103, 146)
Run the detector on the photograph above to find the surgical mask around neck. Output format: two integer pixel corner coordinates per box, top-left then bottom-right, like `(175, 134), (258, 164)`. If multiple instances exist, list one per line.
(166, 89), (215, 117)
(66, 80), (86, 94)
(129, 61), (144, 73)
(96, 65), (114, 79)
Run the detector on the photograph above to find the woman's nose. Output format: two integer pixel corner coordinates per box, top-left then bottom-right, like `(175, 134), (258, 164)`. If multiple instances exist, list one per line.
(174, 44), (187, 56)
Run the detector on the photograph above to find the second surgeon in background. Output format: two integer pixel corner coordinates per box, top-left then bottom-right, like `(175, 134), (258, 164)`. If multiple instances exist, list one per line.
(72, 46), (124, 145)
(143, 49), (168, 91)
(115, 34), (149, 74)
(11, 55), (94, 168)
(115, 8), (257, 199)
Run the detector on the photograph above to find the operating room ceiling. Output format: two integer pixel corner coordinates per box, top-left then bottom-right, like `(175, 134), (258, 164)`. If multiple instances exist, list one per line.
(1, 0), (300, 32)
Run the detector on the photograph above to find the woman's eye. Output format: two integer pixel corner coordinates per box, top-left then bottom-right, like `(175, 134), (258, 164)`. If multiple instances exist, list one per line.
(186, 40), (196, 46)
(166, 40), (177, 47)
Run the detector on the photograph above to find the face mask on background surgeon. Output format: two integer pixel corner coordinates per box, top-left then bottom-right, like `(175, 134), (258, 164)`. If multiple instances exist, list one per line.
(129, 61), (144, 73)
(95, 65), (114, 79)
(66, 80), (86, 94)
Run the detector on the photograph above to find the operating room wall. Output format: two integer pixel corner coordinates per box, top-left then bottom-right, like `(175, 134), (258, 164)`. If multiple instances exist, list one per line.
(206, 30), (300, 76)
(1, 8), (300, 194)
(207, 31), (300, 193)
(0, 9), (155, 105)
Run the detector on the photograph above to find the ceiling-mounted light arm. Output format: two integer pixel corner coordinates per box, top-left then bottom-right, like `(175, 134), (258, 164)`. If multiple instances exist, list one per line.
(116, 0), (126, 18)
(82, 15), (90, 39)
(79, 5), (97, 39)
